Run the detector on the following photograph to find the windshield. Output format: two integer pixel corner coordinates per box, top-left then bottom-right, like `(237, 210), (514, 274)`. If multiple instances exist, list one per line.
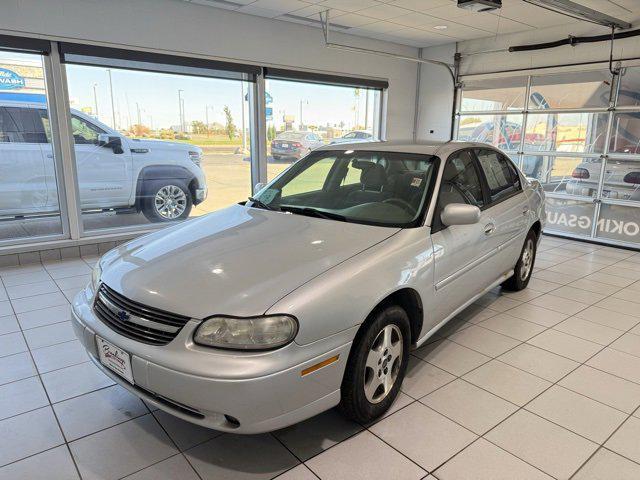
(250, 150), (438, 227)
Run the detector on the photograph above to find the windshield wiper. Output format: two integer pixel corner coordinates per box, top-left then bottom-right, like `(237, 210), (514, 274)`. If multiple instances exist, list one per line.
(247, 197), (278, 211)
(281, 206), (348, 222)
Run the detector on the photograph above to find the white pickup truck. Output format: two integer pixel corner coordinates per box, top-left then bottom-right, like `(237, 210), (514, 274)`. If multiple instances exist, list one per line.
(0, 99), (207, 222)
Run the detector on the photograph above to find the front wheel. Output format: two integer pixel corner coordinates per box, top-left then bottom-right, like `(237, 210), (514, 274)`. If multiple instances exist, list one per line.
(339, 305), (411, 424)
(502, 229), (537, 291)
(141, 180), (192, 223)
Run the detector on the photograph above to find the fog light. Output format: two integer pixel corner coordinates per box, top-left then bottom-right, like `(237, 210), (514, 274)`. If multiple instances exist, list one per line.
(224, 414), (240, 428)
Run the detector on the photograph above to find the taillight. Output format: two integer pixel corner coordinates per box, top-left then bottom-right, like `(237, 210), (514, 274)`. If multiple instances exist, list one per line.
(572, 168), (590, 179)
(292, 142), (302, 148)
(624, 171), (640, 184)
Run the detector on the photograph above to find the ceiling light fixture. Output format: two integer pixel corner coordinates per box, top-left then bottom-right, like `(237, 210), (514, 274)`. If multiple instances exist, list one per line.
(434, 25), (448, 30)
(522, 0), (632, 29)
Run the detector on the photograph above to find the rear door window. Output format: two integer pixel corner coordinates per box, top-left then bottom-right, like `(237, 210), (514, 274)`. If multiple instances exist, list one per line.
(0, 107), (48, 143)
(475, 149), (521, 203)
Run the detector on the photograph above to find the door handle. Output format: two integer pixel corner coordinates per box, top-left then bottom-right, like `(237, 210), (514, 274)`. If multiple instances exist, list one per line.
(46, 154), (53, 159)
(484, 223), (495, 235)
(522, 206), (529, 216)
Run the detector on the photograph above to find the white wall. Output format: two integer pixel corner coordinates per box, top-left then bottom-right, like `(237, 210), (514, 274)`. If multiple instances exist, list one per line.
(0, 0), (420, 139)
(415, 44), (457, 142)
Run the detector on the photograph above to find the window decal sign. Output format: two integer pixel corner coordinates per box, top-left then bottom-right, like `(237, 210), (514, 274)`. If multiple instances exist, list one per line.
(0, 68), (26, 90)
(545, 199), (640, 242)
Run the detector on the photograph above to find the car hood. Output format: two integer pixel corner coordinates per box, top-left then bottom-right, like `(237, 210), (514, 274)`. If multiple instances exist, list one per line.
(100, 204), (400, 319)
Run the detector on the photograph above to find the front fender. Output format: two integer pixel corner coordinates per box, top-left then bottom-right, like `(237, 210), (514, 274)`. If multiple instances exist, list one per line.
(267, 228), (436, 345)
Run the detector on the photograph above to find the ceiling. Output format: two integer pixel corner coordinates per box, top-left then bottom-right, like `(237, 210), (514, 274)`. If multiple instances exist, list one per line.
(184, 0), (639, 47)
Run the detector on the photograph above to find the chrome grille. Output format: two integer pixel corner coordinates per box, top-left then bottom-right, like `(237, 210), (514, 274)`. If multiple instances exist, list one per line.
(94, 284), (190, 346)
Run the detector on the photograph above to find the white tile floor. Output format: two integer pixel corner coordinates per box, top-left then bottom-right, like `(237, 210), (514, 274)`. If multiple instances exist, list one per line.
(1, 236), (640, 479)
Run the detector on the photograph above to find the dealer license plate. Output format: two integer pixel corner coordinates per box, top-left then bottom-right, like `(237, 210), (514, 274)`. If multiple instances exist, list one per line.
(96, 336), (134, 384)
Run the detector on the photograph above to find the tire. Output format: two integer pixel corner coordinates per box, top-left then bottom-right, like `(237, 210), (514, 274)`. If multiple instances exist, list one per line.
(141, 179), (192, 223)
(502, 229), (537, 291)
(339, 305), (411, 424)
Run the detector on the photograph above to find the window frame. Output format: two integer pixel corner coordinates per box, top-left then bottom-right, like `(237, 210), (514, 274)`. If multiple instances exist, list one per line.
(0, 35), (389, 253)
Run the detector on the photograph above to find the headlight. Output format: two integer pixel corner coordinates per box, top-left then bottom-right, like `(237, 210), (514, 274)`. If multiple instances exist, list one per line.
(188, 150), (201, 166)
(193, 315), (298, 350)
(88, 262), (102, 300)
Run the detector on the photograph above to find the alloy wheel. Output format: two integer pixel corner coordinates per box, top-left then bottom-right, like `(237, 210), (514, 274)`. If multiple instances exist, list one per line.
(154, 185), (187, 220)
(520, 238), (534, 281)
(363, 324), (403, 404)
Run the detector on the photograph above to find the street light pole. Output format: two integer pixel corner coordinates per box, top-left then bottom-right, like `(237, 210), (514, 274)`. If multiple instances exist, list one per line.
(177, 89), (184, 133)
(107, 69), (116, 129)
(299, 99), (308, 130)
(205, 105), (210, 137)
(92, 83), (99, 118)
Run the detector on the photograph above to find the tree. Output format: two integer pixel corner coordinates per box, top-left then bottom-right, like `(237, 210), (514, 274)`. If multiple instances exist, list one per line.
(267, 124), (276, 141)
(191, 120), (207, 135)
(223, 106), (236, 140)
(128, 124), (151, 137)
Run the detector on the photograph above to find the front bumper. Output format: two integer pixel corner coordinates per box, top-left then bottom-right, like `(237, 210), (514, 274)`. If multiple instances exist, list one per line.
(71, 288), (351, 434)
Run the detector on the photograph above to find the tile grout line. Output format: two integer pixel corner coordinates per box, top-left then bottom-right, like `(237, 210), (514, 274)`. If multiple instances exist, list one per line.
(469, 291), (640, 478)
(0, 275), (85, 480)
(119, 410), (206, 480)
(568, 399), (640, 478)
(419, 247), (640, 477)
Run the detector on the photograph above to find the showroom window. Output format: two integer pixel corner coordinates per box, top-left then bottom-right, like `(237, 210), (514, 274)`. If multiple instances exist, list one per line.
(456, 66), (640, 248)
(60, 44), (259, 233)
(263, 69), (384, 182)
(0, 41), (67, 244)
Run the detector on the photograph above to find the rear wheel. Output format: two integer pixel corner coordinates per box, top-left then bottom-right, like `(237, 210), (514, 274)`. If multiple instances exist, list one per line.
(339, 305), (410, 423)
(142, 180), (192, 223)
(502, 229), (537, 291)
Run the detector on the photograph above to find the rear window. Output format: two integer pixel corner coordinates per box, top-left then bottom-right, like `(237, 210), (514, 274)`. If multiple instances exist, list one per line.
(277, 132), (305, 140)
(476, 149), (521, 202)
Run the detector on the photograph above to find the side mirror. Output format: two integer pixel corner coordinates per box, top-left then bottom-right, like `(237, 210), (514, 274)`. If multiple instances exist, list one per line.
(254, 182), (266, 193)
(440, 203), (481, 226)
(98, 134), (124, 154)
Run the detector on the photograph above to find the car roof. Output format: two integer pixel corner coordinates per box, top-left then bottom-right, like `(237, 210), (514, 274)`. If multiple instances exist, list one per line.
(317, 140), (495, 156)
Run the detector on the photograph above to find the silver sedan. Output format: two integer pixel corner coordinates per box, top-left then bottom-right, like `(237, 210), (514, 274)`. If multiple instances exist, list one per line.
(72, 141), (545, 433)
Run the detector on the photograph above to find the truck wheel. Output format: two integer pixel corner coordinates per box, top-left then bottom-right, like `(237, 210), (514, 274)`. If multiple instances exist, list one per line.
(142, 180), (192, 223)
(339, 305), (410, 424)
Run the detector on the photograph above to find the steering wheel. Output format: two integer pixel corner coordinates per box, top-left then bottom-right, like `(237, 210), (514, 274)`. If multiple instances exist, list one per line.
(383, 198), (416, 214)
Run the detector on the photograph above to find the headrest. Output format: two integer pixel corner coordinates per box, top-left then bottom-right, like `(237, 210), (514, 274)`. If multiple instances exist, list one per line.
(360, 163), (387, 191)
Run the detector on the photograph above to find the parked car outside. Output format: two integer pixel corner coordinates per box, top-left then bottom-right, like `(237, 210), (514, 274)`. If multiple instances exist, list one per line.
(73, 141), (544, 433)
(271, 131), (323, 161)
(0, 99), (207, 222)
(567, 158), (640, 201)
(330, 130), (374, 144)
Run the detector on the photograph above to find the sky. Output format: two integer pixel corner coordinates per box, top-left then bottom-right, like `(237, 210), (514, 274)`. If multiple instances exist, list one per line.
(1, 50), (378, 134)
(65, 64), (378, 132)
